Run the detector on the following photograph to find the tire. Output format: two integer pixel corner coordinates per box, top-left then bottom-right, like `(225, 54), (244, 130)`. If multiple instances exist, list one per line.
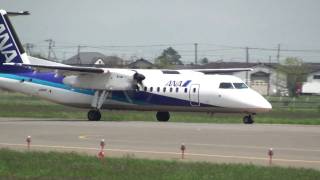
(243, 115), (254, 124)
(156, 111), (170, 122)
(88, 110), (101, 121)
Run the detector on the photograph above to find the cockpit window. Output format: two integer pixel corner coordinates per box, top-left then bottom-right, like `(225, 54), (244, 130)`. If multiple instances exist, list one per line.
(219, 82), (234, 89)
(233, 83), (248, 89)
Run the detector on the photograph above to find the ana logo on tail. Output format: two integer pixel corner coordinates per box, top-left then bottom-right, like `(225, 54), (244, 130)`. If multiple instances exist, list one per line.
(0, 23), (18, 63)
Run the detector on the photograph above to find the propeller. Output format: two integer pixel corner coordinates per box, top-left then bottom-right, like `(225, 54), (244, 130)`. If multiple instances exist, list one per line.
(132, 71), (145, 91)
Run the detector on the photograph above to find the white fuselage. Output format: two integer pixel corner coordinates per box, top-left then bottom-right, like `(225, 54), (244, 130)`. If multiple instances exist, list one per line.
(0, 68), (272, 114)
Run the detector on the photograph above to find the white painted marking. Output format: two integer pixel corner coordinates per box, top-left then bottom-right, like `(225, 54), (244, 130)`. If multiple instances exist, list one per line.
(1, 142), (320, 164)
(78, 135), (320, 153)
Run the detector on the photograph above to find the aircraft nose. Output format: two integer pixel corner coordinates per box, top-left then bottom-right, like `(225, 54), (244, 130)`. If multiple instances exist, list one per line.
(237, 90), (272, 112)
(249, 90), (272, 112)
(257, 97), (272, 112)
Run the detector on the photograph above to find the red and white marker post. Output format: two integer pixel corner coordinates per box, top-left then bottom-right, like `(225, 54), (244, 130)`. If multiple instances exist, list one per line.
(26, 136), (31, 150)
(180, 143), (186, 159)
(268, 148), (274, 165)
(98, 139), (105, 159)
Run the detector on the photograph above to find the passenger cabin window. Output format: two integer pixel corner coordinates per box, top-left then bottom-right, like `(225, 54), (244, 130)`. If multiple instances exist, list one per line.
(233, 83), (248, 89)
(163, 87), (166, 93)
(184, 88), (188, 93)
(170, 87), (173, 92)
(193, 88), (196, 93)
(157, 87), (160, 92)
(219, 83), (234, 89)
(176, 87), (179, 93)
(144, 87), (147, 91)
(150, 87), (153, 92)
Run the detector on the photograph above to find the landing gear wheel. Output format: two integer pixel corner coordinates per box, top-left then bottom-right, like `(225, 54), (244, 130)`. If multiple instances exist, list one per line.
(243, 115), (254, 124)
(156, 111), (170, 122)
(88, 109), (101, 121)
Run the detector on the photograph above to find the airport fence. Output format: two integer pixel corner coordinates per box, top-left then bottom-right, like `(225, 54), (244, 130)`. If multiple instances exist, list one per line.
(266, 96), (320, 110)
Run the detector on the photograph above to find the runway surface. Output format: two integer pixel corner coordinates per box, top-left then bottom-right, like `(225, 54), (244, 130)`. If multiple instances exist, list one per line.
(0, 118), (320, 170)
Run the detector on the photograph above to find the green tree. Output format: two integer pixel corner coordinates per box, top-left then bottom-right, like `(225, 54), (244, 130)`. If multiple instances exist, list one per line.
(155, 47), (183, 68)
(200, 57), (209, 64)
(277, 57), (310, 96)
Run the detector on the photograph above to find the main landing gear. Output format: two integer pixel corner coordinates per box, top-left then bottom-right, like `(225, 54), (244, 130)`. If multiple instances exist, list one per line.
(88, 109), (101, 121)
(243, 114), (254, 124)
(156, 111), (170, 122)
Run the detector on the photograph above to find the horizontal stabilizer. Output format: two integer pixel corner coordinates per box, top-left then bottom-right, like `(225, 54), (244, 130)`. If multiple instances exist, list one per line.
(7, 11), (30, 16)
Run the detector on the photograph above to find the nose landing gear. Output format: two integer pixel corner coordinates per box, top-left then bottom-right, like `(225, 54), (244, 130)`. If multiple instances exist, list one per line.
(243, 115), (254, 124)
(156, 111), (170, 122)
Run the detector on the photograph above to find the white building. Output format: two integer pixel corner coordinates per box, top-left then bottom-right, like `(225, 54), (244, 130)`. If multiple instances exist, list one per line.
(302, 70), (320, 95)
(234, 64), (287, 96)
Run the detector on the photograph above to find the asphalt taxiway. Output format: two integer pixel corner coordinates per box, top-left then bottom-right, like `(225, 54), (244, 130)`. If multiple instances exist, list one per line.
(0, 118), (319, 169)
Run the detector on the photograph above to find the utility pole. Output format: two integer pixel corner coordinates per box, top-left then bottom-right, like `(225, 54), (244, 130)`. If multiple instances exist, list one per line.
(269, 55), (271, 64)
(194, 43), (198, 65)
(77, 45), (81, 65)
(268, 56), (271, 96)
(276, 44), (280, 63)
(45, 39), (55, 60)
(25, 43), (34, 55)
(245, 47), (249, 85)
(276, 44), (280, 95)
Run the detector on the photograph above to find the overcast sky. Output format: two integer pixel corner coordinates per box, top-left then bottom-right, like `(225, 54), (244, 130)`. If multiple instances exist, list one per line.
(2, 0), (320, 63)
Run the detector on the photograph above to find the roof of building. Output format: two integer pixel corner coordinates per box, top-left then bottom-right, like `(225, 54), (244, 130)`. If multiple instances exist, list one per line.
(184, 62), (277, 69)
(192, 61), (320, 73)
(63, 52), (124, 67)
(127, 58), (154, 68)
(64, 52), (107, 65)
(306, 63), (320, 73)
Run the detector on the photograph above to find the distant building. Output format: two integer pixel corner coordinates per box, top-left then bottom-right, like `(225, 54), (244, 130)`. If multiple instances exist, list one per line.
(63, 52), (124, 67)
(127, 58), (154, 69)
(302, 63), (320, 95)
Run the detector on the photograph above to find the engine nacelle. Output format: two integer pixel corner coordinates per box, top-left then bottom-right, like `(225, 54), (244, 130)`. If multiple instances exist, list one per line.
(63, 70), (144, 90)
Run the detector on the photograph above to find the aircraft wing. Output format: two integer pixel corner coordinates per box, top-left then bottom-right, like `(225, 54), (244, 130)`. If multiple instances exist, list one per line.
(3, 62), (145, 91)
(189, 68), (253, 74)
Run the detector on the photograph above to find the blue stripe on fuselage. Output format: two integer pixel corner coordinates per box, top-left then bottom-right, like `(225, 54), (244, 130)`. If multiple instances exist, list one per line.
(0, 72), (95, 95)
(0, 72), (216, 107)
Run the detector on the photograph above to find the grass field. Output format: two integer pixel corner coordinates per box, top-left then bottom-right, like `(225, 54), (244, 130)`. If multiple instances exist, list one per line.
(0, 92), (319, 124)
(0, 149), (319, 180)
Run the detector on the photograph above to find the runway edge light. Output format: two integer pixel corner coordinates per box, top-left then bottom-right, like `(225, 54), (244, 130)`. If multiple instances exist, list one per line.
(26, 136), (31, 150)
(180, 143), (186, 159)
(268, 148), (274, 165)
(98, 139), (105, 160)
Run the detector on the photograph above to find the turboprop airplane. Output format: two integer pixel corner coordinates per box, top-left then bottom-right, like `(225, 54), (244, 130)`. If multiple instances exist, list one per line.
(0, 10), (271, 124)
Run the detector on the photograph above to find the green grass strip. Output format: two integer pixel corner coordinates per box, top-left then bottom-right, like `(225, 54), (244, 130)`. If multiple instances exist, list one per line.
(0, 149), (319, 179)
